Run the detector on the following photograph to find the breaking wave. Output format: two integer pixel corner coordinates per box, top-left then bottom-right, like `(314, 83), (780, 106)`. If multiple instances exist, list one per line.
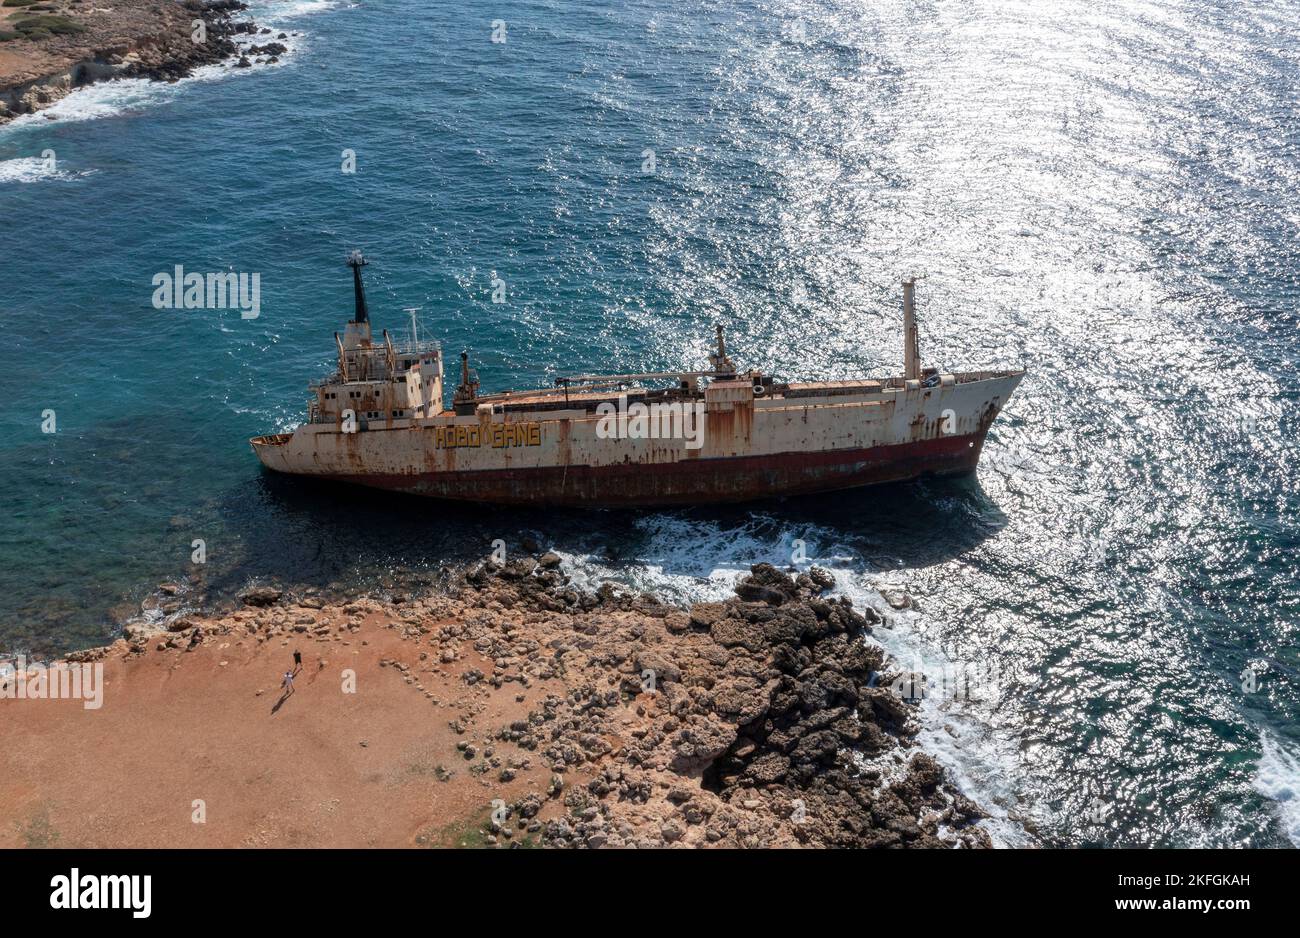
(1, 68), (225, 131)
(1255, 733), (1300, 847)
(255, 0), (343, 19)
(0, 156), (94, 183)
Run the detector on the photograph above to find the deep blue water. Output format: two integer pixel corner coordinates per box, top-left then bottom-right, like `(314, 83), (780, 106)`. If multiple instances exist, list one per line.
(2, 0), (1298, 847)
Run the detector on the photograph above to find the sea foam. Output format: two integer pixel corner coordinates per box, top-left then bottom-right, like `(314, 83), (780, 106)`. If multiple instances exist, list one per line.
(1255, 733), (1300, 846)
(0, 156), (66, 183)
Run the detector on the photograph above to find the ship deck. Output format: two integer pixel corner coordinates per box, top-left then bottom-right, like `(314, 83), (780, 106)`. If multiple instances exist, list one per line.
(473, 369), (1021, 416)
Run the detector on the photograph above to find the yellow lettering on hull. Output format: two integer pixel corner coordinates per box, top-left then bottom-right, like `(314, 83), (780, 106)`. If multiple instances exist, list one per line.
(435, 423), (541, 449)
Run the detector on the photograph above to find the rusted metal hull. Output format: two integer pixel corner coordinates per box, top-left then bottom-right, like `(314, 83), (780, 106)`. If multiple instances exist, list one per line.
(252, 371), (1022, 507)
(330, 430), (989, 505)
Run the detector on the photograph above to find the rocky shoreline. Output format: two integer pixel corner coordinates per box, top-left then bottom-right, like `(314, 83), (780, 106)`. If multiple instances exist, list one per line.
(0, 0), (288, 125)
(14, 553), (992, 849)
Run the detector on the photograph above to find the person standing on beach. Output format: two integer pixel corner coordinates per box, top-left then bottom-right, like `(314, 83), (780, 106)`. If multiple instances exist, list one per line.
(293, 649), (302, 674)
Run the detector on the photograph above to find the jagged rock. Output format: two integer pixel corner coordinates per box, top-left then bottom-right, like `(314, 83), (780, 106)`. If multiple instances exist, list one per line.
(664, 612), (690, 634)
(709, 617), (765, 652)
(514, 794), (542, 819)
(687, 602), (727, 630)
(735, 563), (799, 605)
(734, 582), (788, 605)
(808, 566), (835, 590)
(238, 586), (282, 607)
(498, 557), (535, 580)
(122, 621), (167, 643)
(744, 751), (790, 784)
(633, 649), (681, 684)
(882, 589), (913, 610)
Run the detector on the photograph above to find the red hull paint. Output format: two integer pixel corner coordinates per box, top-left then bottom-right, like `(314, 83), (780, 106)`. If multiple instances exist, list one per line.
(329, 429), (990, 507)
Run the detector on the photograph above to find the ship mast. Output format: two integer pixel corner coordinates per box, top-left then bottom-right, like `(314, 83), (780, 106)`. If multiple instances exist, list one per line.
(404, 307), (421, 347)
(902, 278), (921, 381)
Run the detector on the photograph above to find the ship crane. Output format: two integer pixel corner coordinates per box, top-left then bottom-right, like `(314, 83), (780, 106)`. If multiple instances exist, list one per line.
(452, 350), (481, 415)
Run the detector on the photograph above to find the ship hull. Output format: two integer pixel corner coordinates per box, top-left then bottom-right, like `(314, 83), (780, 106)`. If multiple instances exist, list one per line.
(328, 429), (989, 506)
(252, 371), (1022, 507)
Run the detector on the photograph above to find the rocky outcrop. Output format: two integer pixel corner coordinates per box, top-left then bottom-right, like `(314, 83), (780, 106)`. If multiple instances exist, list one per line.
(488, 561), (991, 848)
(0, 1), (270, 125)
(72, 551), (989, 849)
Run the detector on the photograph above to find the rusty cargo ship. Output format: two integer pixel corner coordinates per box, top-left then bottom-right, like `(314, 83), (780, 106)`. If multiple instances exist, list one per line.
(250, 254), (1023, 505)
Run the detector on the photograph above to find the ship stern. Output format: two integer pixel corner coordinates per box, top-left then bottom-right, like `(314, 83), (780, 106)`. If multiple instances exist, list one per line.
(249, 433), (296, 473)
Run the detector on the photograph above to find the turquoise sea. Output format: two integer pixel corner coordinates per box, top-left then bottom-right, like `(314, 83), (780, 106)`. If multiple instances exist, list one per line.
(1, 0), (1298, 847)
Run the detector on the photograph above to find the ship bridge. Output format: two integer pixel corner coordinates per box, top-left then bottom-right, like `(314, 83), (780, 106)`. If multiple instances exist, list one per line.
(308, 253), (445, 428)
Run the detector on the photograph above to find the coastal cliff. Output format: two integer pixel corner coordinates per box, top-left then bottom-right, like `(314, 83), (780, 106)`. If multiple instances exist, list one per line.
(2, 558), (990, 849)
(0, 0), (281, 124)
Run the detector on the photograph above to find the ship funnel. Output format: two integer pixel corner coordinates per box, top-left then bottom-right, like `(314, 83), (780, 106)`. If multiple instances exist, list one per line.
(902, 278), (920, 381)
(347, 250), (370, 325)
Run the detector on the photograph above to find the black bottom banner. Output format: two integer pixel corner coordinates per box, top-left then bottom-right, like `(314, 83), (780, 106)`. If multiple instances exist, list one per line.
(0, 847), (1281, 924)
